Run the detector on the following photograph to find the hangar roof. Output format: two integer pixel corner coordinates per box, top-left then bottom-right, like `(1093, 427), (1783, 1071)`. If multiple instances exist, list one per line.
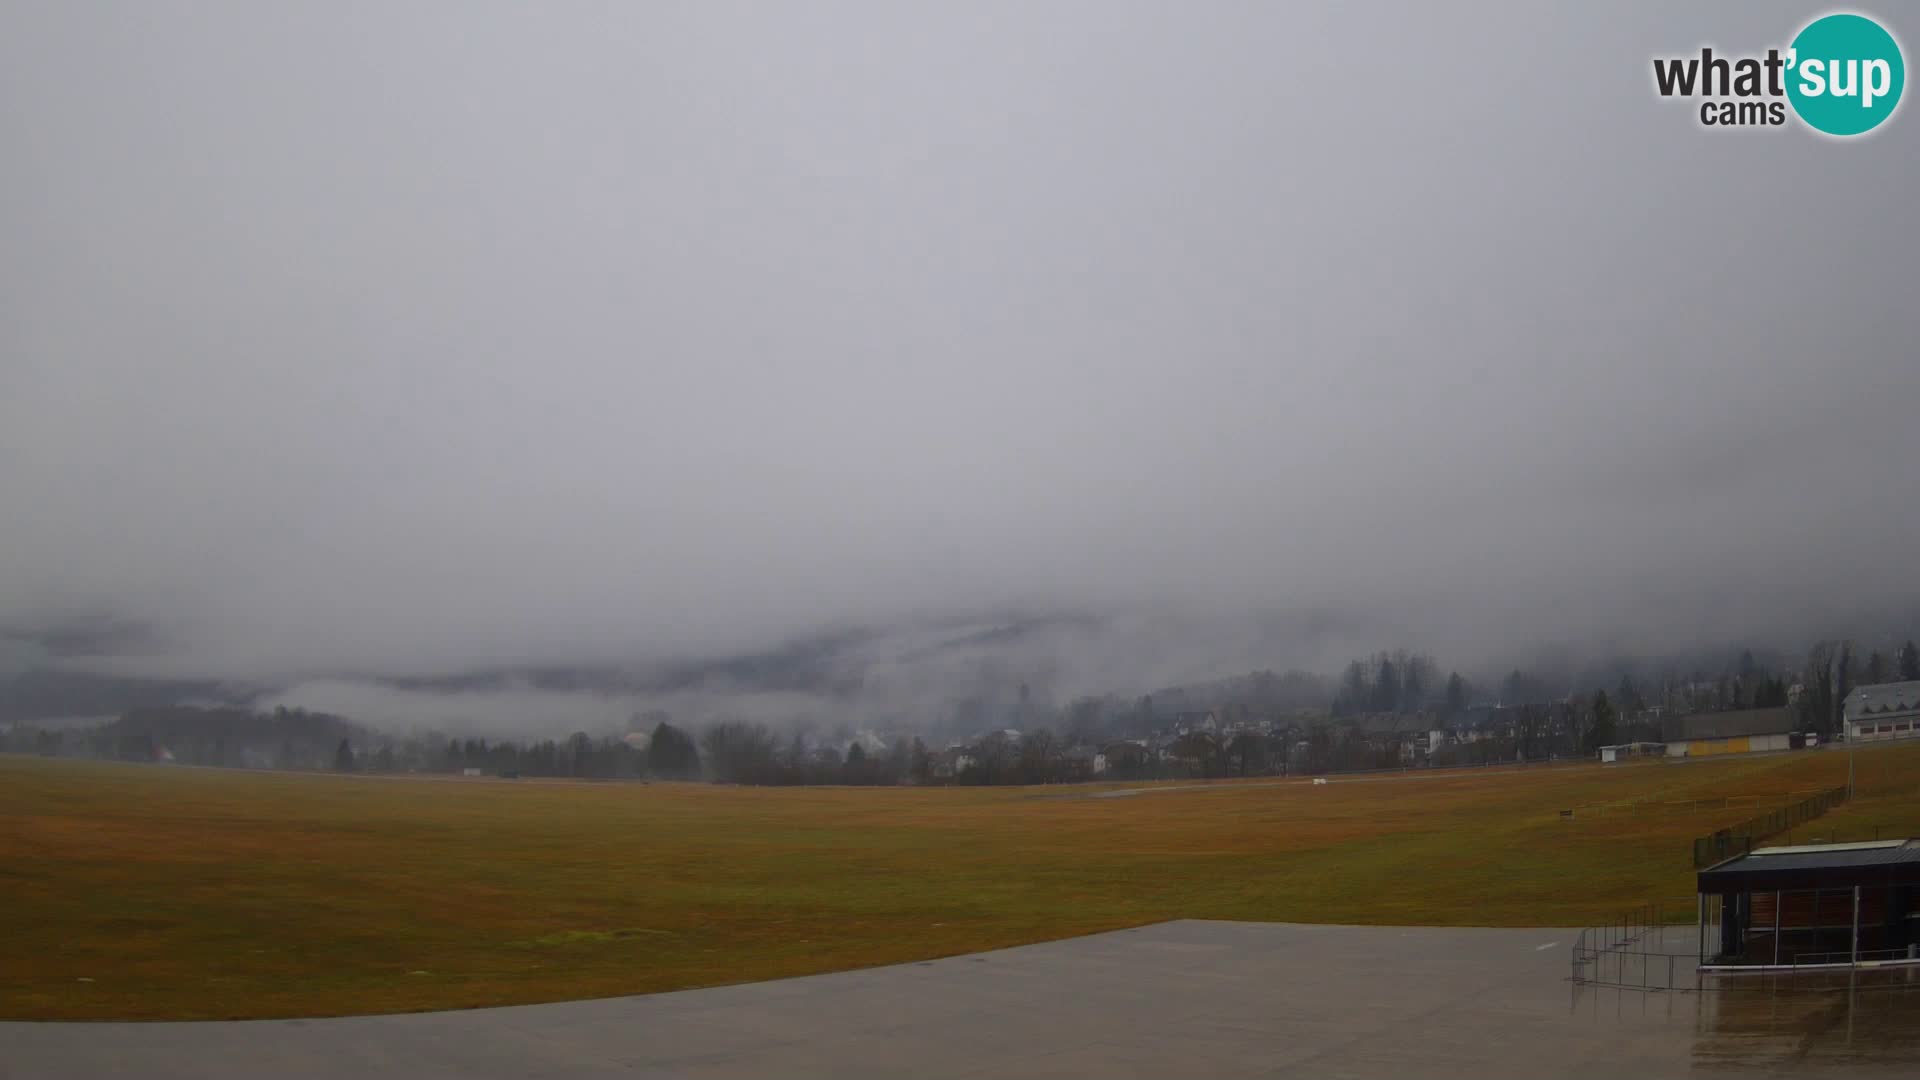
(1698, 838), (1920, 892)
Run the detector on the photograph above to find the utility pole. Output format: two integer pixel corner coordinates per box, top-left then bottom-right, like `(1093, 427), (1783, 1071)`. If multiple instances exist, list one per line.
(1842, 678), (1856, 799)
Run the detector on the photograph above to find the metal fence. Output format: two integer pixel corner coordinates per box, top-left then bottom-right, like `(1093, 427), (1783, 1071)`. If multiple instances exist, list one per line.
(1564, 789), (1832, 820)
(1570, 901), (1705, 991)
(1690, 785), (1850, 868)
(1576, 889), (1920, 993)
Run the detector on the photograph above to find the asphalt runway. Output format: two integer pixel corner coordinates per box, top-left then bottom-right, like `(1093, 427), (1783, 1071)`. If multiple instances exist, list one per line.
(7, 920), (1919, 1079)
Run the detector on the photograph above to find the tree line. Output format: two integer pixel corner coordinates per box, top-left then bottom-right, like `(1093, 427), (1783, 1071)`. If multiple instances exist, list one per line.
(7, 637), (1915, 785)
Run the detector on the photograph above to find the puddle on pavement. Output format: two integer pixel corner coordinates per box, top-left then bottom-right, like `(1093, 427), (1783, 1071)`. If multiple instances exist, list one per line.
(1571, 967), (1920, 1072)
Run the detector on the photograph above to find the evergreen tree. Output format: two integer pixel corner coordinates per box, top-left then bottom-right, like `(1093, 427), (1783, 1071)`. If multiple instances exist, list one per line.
(1615, 674), (1644, 716)
(1585, 690), (1617, 752)
(648, 721), (700, 779)
(333, 738), (356, 773)
(1865, 650), (1889, 685)
(1400, 659), (1427, 713)
(1372, 656), (1400, 713)
(1901, 640), (1920, 682)
(1502, 669), (1539, 705)
(1335, 661), (1367, 716)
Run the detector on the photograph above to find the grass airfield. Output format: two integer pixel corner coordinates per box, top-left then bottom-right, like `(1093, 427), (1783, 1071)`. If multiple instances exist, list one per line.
(4, 742), (1918, 1020)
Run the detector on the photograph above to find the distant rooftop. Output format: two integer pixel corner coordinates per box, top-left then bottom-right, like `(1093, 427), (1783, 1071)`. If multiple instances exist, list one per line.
(1661, 706), (1793, 743)
(1846, 680), (1920, 721)
(1749, 839), (1904, 857)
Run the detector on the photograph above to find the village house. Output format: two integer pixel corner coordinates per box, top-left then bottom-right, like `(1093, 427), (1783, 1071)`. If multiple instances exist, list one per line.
(930, 745), (975, 780)
(1171, 710), (1217, 735)
(1845, 680), (1920, 743)
(1093, 739), (1149, 775)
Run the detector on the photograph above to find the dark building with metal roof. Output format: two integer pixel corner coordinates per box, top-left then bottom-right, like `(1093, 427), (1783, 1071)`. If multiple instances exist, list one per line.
(1696, 839), (1920, 968)
(1660, 707), (1797, 758)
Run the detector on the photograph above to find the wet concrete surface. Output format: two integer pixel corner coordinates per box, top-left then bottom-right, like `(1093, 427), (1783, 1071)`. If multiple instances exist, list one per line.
(5, 920), (1920, 1078)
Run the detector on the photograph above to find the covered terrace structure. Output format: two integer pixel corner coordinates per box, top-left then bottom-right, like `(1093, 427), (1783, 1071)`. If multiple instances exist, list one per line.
(1697, 839), (1920, 970)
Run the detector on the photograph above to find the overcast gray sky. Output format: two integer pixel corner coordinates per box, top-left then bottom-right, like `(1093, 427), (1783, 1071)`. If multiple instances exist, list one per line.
(3, 1), (1916, 685)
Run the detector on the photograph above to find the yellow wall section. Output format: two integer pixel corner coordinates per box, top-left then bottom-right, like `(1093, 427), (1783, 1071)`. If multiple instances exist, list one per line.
(1692, 736), (1751, 756)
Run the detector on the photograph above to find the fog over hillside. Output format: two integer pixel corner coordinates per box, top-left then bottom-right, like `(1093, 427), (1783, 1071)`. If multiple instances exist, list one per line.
(3, 3), (1917, 734)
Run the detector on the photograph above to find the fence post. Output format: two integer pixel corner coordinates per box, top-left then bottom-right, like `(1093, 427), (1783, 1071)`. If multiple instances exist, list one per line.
(1773, 889), (1782, 966)
(1852, 886), (1861, 968)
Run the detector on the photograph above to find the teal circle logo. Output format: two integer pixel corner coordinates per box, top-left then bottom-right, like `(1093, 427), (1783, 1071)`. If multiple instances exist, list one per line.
(1787, 13), (1905, 136)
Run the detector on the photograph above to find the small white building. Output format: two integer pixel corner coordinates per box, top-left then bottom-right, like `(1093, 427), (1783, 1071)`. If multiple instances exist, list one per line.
(1845, 681), (1920, 743)
(1598, 741), (1664, 763)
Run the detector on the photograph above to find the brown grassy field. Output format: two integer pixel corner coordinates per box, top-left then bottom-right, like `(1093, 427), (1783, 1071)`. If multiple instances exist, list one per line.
(3, 742), (1918, 1020)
